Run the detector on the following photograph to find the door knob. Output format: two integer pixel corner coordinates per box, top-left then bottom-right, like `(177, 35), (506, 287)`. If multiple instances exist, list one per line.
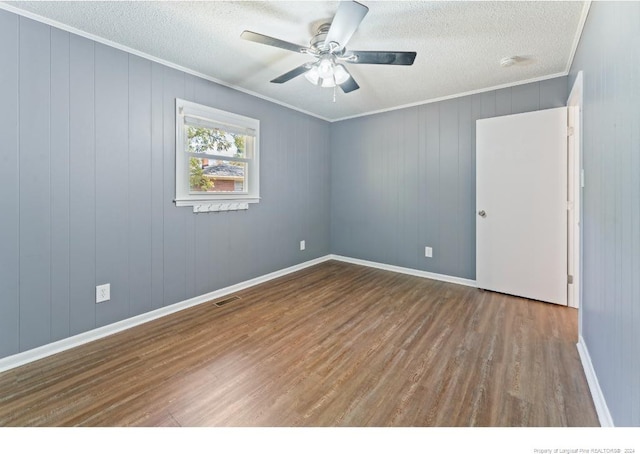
(478, 210), (486, 218)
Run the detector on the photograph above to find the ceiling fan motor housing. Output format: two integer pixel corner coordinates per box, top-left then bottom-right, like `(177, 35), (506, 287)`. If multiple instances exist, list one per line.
(310, 23), (334, 53)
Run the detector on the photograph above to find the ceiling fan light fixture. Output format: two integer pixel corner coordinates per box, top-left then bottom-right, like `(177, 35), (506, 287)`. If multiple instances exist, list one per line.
(242, 1), (416, 95)
(304, 59), (351, 88)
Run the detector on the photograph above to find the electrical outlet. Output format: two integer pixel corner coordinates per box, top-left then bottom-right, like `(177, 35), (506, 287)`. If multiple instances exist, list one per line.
(96, 283), (110, 303)
(300, 240), (306, 251)
(425, 246), (433, 258)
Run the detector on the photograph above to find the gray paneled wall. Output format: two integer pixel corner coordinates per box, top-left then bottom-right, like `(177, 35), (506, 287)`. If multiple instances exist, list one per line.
(0, 9), (19, 357)
(0, 10), (331, 360)
(330, 77), (568, 279)
(569, 2), (640, 426)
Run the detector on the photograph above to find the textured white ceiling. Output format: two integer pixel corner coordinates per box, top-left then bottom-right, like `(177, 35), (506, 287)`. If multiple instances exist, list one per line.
(2, 1), (589, 121)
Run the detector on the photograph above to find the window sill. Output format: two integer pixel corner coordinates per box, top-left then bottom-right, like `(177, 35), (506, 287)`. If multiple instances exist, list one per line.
(175, 198), (259, 213)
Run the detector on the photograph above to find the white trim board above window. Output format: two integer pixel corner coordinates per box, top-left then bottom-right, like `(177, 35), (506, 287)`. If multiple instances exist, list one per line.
(175, 98), (260, 212)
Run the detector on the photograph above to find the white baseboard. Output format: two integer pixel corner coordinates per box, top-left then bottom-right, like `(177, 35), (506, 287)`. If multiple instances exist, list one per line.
(0, 255), (332, 374)
(577, 336), (614, 427)
(329, 254), (477, 288)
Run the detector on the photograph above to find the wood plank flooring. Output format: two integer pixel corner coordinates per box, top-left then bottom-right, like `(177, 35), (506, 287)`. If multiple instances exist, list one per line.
(0, 261), (599, 426)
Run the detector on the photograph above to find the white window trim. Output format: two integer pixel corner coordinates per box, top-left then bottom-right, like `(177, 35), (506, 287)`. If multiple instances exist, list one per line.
(175, 98), (260, 212)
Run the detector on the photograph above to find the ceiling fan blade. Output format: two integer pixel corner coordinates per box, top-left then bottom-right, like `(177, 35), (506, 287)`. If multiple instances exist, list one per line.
(241, 30), (309, 54)
(339, 68), (360, 93)
(324, 1), (369, 51)
(346, 51), (417, 65)
(270, 64), (311, 84)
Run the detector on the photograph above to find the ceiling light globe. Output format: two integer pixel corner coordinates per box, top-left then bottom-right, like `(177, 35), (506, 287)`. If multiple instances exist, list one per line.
(318, 58), (334, 79)
(304, 65), (321, 85)
(333, 64), (350, 85)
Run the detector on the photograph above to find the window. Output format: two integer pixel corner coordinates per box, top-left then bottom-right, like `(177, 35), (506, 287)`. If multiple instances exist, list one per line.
(175, 98), (259, 212)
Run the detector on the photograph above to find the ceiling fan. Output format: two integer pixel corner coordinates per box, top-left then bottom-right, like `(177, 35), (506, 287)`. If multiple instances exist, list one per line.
(240, 1), (417, 95)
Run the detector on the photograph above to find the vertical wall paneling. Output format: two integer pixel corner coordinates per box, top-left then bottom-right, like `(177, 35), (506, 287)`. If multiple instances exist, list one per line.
(379, 112), (394, 263)
(568, 1), (640, 425)
(329, 122), (347, 256)
(94, 44), (130, 327)
(162, 67), (187, 307)
(227, 210), (247, 289)
(631, 22), (640, 426)
(359, 114), (381, 262)
(290, 113), (302, 257)
(384, 110), (401, 265)
(397, 108), (419, 270)
(0, 10), (20, 357)
(219, 204), (242, 289)
(150, 62), (164, 311)
(268, 109), (291, 270)
(540, 77), (569, 109)
(613, 4), (631, 417)
(479, 91), (497, 119)
(18, 18), (52, 351)
(345, 119), (365, 259)
(630, 9), (640, 425)
(193, 213), (212, 297)
(50, 28), (71, 341)
(320, 121), (331, 254)
(438, 100), (460, 276)
(298, 116), (310, 261)
(330, 78), (568, 280)
(183, 75), (196, 299)
(457, 97), (474, 279)
(495, 87), (512, 117)
(128, 55), (153, 317)
(423, 103), (440, 270)
(68, 34), (96, 335)
(511, 82), (540, 114)
(282, 110), (299, 267)
(359, 114), (379, 262)
(309, 120), (331, 257)
(600, 8), (617, 408)
(469, 94), (483, 277)
(416, 105), (428, 269)
(303, 118), (314, 256)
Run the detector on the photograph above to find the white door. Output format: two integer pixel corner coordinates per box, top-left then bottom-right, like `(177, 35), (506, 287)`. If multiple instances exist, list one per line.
(476, 107), (567, 305)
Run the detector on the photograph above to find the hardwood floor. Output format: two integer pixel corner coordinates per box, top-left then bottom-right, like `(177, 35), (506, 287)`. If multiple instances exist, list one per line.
(0, 261), (598, 427)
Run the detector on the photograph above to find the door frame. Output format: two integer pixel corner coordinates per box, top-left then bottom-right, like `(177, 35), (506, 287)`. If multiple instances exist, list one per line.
(567, 72), (584, 318)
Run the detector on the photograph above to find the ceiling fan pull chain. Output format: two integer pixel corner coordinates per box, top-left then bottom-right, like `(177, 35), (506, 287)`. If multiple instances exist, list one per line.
(332, 73), (337, 103)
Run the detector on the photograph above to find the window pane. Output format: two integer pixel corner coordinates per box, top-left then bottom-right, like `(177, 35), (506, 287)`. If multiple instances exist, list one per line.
(186, 125), (247, 159)
(189, 157), (246, 193)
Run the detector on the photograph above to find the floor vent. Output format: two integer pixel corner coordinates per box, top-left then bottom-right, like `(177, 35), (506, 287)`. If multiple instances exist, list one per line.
(214, 295), (241, 307)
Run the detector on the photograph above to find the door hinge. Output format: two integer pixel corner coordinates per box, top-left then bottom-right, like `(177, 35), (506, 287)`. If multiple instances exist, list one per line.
(568, 275), (574, 284)
(567, 126), (574, 136)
